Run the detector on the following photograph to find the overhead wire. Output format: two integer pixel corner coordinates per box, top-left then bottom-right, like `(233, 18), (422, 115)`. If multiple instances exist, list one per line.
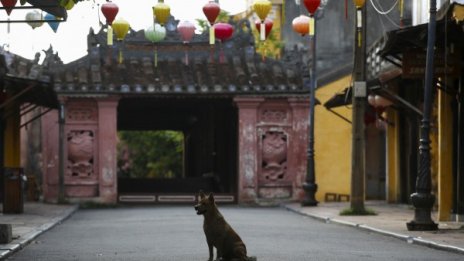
(369, 0), (399, 15)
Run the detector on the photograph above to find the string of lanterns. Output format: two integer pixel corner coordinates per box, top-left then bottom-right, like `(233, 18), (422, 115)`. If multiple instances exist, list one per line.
(0, 0), (280, 65)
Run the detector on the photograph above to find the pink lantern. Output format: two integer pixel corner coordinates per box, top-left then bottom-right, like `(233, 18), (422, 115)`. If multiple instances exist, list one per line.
(178, 20), (195, 43)
(214, 22), (233, 42)
(177, 20), (196, 65)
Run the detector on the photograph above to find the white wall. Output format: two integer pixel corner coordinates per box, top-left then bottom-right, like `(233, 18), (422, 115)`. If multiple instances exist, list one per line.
(413, 0), (444, 25)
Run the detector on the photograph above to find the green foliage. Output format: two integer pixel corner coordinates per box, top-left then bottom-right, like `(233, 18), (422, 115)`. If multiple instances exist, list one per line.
(117, 130), (184, 179)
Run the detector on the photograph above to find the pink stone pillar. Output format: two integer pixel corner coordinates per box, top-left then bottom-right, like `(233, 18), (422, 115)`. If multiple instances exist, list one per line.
(234, 97), (264, 203)
(288, 98), (310, 200)
(97, 98), (119, 203)
(41, 109), (59, 202)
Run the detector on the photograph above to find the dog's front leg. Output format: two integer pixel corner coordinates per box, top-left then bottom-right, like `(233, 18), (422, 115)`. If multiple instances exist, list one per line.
(207, 242), (214, 261)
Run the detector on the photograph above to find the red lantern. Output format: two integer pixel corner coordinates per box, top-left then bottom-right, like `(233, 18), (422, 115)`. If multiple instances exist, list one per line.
(254, 18), (273, 38)
(1, 0), (17, 16)
(203, 1), (220, 25)
(101, 1), (119, 46)
(203, 1), (221, 45)
(303, 0), (321, 16)
(214, 23), (233, 63)
(214, 23), (233, 42)
(101, 1), (118, 25)
(292, 15), (310, 36)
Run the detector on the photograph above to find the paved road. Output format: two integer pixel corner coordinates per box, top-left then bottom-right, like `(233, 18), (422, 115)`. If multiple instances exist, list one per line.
(7, 206), (464, 261)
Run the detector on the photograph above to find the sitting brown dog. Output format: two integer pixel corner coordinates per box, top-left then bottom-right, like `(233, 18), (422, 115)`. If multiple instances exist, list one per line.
(194, 191), (256, 261)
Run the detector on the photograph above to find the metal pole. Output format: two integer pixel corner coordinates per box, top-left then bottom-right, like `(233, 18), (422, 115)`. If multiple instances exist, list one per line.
(58, 101), (66, 203)
(350, 4), (367, 213)
(302, 14), (318, 206)
(406, 0), (438, 231)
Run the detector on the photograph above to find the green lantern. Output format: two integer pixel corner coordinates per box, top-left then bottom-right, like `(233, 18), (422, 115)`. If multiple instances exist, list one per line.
(144, 23), (166, 67)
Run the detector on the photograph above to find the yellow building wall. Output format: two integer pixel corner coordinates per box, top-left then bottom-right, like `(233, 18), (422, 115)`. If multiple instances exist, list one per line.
(315, 75), (352, 202)
(438, 90), (453, 221)
(386, 108), (400, 203)
(4, 106), (21, 167)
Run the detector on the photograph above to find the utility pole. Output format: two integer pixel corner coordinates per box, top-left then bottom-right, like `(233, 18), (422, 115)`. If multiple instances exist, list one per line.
(351, 1), (367, 213)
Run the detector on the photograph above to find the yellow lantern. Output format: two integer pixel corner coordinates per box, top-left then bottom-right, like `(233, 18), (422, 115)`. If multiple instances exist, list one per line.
(112, 18), (130, 64)
(253, 0), (272, 20)
(153, 0), (170, 26)
(113, 18), (130, 40)
(253, 0), (272, 41)
(353, 0), (366, 9)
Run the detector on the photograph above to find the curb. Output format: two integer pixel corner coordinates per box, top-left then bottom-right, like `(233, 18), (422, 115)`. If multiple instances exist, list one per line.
(0, 205), (79, 260)
(283, 205), (464, 256)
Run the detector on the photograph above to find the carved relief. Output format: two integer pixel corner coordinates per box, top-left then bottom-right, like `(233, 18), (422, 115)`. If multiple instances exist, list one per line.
(261, 131), (287, 181)
(261, 109), (287, 122)
(67, 104), (97, 122)
(67, 130), (94, 177)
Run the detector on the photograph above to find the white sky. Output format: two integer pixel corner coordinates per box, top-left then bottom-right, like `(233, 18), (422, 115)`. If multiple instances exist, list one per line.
(0, 0), (247, 64)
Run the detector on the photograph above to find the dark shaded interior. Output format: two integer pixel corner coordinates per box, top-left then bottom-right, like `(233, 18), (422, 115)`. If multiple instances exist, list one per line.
(117, 97), (238, 195)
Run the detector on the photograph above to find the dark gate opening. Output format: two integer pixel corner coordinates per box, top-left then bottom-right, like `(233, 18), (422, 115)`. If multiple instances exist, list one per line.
(116, 97), (238, 203)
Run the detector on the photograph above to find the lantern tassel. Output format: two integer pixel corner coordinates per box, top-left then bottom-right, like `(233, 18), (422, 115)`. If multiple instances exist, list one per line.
(209, 26), (215, 45)
(282, 0), (285, 25)
(345, 0), (348, 20)
(219, 42), (225, 64)
(107, 26), (113, 46)
(210, 46), (215, 63)
(309, 16), (314, 36)
(7, 17), (10, 34)
(185, 50), (189, 66)
(260, 22), (265, 41)
(399, 0), (404, 28)
(358, 29), (362, 47)
(154, 46), (158, 68)
(118, 49), (123, 64)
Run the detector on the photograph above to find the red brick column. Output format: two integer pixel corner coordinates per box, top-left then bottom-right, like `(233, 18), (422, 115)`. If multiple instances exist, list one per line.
(234, 97), (264, 203)
(97, 97), (119, 203)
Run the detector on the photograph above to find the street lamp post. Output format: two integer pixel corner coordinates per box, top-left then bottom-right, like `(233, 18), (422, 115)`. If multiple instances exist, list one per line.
(406, 0), (438, 231)
(301, 0), (322, 206)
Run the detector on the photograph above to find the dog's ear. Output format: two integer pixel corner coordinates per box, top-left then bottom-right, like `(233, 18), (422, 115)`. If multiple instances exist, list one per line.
(199, 190), (206, 199)
(208, 193), (215, 203)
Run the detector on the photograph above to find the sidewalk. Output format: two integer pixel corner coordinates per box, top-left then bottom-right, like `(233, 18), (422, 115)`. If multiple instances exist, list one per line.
(285, 201), (464, 255)
(0, 202), (78, 260)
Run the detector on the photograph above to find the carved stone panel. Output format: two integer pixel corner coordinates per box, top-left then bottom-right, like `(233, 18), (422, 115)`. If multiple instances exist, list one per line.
(67, 130), (95, 178)
(66, 100), (98, 122)
(260, 131), (288, 182)
(261, 109), (288, 123)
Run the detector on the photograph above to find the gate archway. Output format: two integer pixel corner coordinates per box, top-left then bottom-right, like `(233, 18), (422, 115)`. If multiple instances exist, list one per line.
(34, 18), (311, 204)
